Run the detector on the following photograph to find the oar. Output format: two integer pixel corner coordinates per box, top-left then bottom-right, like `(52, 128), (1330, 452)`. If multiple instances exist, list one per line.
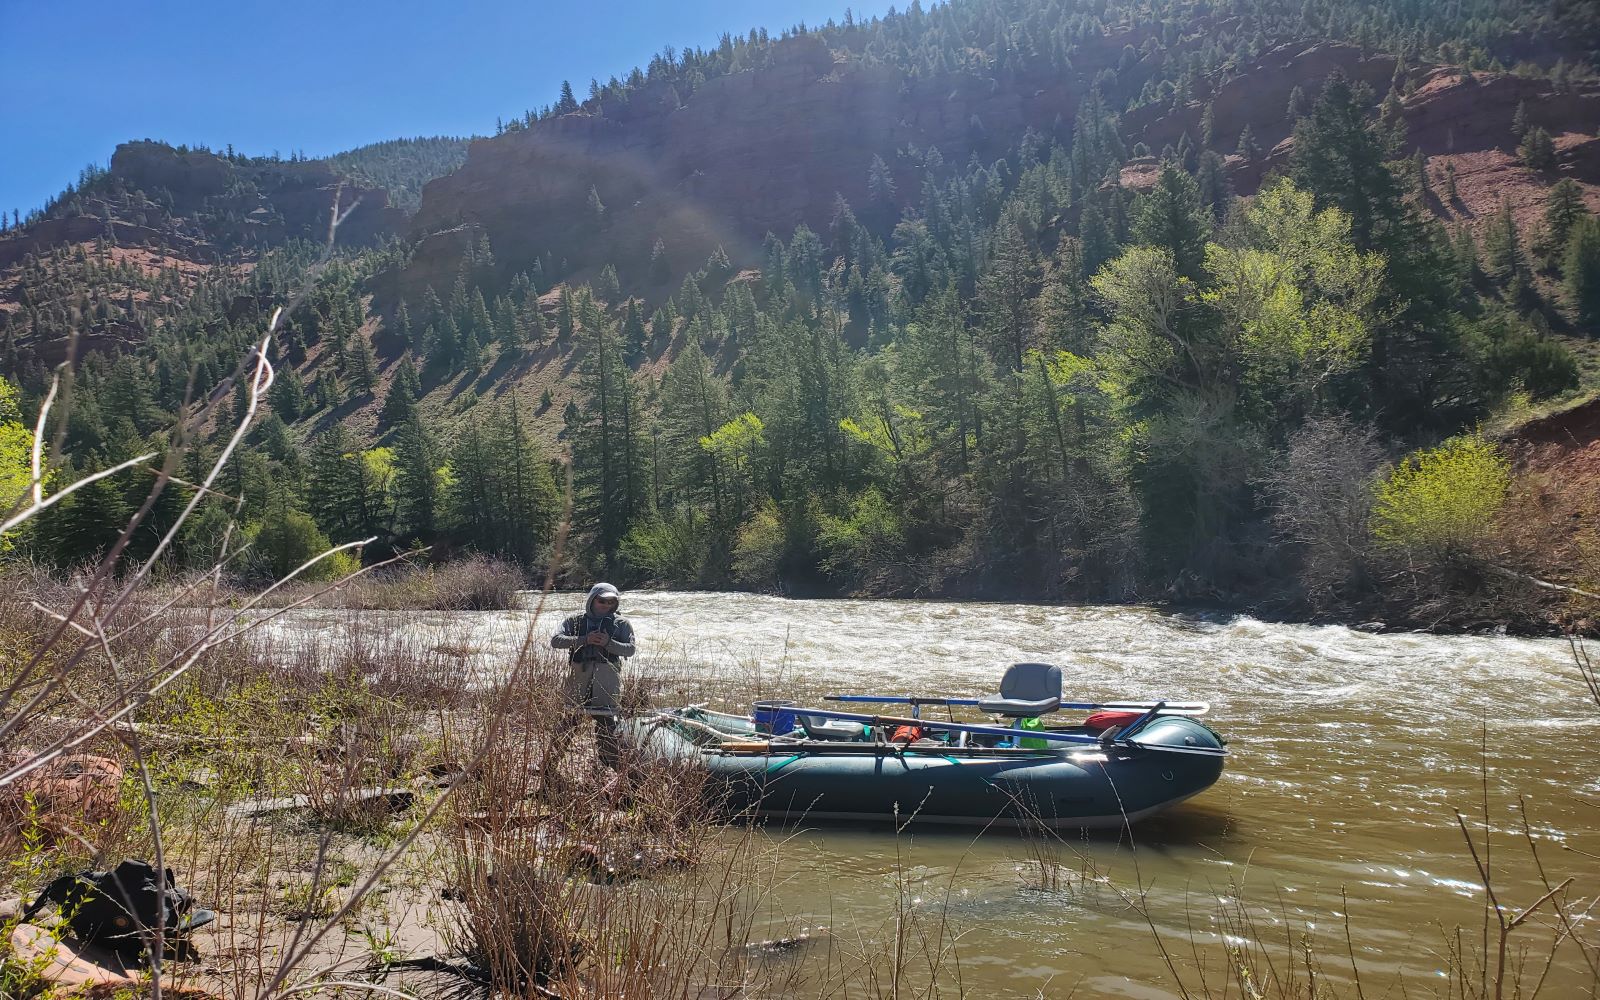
(793, 706), (1227, 757)
(823, 695), (1211, 717)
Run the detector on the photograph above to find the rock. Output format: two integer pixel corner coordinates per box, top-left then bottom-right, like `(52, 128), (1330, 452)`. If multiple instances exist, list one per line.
(744, 926), (829, 957)
(1, 753), (123, 837)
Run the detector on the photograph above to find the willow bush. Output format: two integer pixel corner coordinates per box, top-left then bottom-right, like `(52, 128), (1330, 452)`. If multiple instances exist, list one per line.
(1371, 436), (1511, 558)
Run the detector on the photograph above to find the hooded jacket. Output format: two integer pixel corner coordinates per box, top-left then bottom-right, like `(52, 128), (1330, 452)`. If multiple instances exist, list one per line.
(550, 582), (636, 665)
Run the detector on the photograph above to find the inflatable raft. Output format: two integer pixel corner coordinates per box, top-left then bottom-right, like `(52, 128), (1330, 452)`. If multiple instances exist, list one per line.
(627, 702), (1226, 830)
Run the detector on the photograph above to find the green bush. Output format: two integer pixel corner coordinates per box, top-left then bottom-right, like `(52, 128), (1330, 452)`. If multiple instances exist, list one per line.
(1372, 436), (1511, 557)
(816, 488), (905, 583)
(732, 503), (785, 588)
(1468, 309), (1579, 401)
(620, 511), (712, 586)
(253, 507), (352, 581)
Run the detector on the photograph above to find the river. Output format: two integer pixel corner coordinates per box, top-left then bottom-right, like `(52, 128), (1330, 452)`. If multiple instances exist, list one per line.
(266, 591), (1600, 997)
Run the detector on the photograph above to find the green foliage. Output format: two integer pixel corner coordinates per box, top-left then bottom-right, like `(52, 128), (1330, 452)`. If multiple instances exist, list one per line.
(1544, 179), (1587, 254)
(254, 503), (352, 581)
(732, 503), (785, 588)
(323, 136), (469, 213)
(816, 488), (904, 585)
(620, 510), (715, 586)
(1204, 180), (1383, 411)
(1372, 436), (1511, 557)
(0, 378), (33, 546)
(1130, 166), (1210, 280)
(1564, 217), (1600, 332)
(700, 412), (766, 472)
(1518, 127), (1556, 171)
(1467, 309), (1579, 400)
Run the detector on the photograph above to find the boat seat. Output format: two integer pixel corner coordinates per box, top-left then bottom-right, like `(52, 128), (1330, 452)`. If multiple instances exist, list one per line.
(977, 662), (1063, 718)
(797, 713), (868, 741)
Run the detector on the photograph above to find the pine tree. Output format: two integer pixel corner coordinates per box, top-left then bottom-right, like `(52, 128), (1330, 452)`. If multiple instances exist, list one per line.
(1235, 124), (1260, 160)
(494, 295), (521, 348)
(1444, 160), (1458, 202)
(1545, 178), (1588, 252)
(1078, 196), (1117, 276)
(622, 299), (648, 361)
(587, 185), (606, 225)
(677, 273), (706, 321)
(1196, 150), (1232, 220)
(1291, 74), (1403, 250)
(649, 238), (670, 284)
(1036, 236), (1090, 352)
(432, 314), (460, 371)
(487, 399), (559, 563)
(308, 425), (363, 540)
(978, 213), (1039, 372)
(572, 293), (648, 566)
(595, 264), (621, 303)
(557, 80), (579, 114)
(1511, 101), (1529, 138)
(1411, 149), (1431, 200)
(1287, 86), (1307, 119)
(868, 153), (897, 206)
(557, 286), (576, 343)
(349, 335), (378, 394)
(393, 300), (412, 346)
(1564, 217), (1600, 332)
(394, 415), (441, 536)
(1483, 197), (1524, 283)
(381, 355), (418, 426)
(269, 368), (307, 421)
(1519, 127), (1556, 170)
(1199, 102), (1217, 149)
(1131, 165), (1210, 280)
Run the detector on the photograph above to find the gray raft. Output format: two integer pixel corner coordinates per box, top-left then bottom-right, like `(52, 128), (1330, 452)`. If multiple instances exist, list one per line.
(626, 706), (1226, 830)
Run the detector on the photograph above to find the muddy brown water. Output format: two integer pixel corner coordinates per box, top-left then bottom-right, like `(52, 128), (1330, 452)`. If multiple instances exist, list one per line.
(265, 592), (1600, 997)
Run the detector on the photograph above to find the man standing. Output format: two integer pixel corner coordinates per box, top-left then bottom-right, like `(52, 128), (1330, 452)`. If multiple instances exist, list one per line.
(550, 582), (636, 769)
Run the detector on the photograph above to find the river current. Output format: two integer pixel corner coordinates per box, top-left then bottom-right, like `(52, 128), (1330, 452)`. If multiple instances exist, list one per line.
(265, 591), (1599, 997)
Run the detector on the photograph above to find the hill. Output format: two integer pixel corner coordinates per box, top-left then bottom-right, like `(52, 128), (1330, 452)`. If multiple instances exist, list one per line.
(4, 0), (1600, 629)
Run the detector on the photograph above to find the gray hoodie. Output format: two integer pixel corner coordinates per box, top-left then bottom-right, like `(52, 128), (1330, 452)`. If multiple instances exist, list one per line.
(550, 582), (636, 664)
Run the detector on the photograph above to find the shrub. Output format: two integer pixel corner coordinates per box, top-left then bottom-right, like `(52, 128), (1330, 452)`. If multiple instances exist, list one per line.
(1260, 415), (1384, 607)
(620, 511), (712, 586)
(816, 487), (905, 585)
(731, 503), (784, 588)
(1372, 436), (1511, 557)
(1564, 216), (1600, 333)
(253, 507), (347, 581)
(1468, 308), (1580, 401)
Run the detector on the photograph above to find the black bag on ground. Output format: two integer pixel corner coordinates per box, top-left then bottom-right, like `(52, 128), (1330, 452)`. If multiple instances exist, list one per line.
(20, 860), (216, 962)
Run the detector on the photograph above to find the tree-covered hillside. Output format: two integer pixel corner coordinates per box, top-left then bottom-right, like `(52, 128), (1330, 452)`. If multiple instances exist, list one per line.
(3, 0), (1599, 630)
(322, 137), (471, 214)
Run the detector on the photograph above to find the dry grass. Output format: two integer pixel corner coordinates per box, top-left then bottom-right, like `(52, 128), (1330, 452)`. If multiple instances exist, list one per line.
(160, 554), (528, 612)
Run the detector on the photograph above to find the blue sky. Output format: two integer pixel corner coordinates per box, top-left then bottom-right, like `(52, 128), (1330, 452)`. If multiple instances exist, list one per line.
(0, 0), (894, 216)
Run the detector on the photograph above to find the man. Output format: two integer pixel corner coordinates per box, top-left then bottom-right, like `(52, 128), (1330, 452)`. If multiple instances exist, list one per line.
(550, 582), (636, 769)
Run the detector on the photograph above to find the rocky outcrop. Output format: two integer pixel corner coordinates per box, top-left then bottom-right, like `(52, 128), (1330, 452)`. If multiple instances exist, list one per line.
(1129, 44), (1390, 153)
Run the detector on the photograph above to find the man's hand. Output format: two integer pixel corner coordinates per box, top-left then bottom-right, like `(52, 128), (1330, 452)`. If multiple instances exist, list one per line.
(585, 631), (609, 647)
